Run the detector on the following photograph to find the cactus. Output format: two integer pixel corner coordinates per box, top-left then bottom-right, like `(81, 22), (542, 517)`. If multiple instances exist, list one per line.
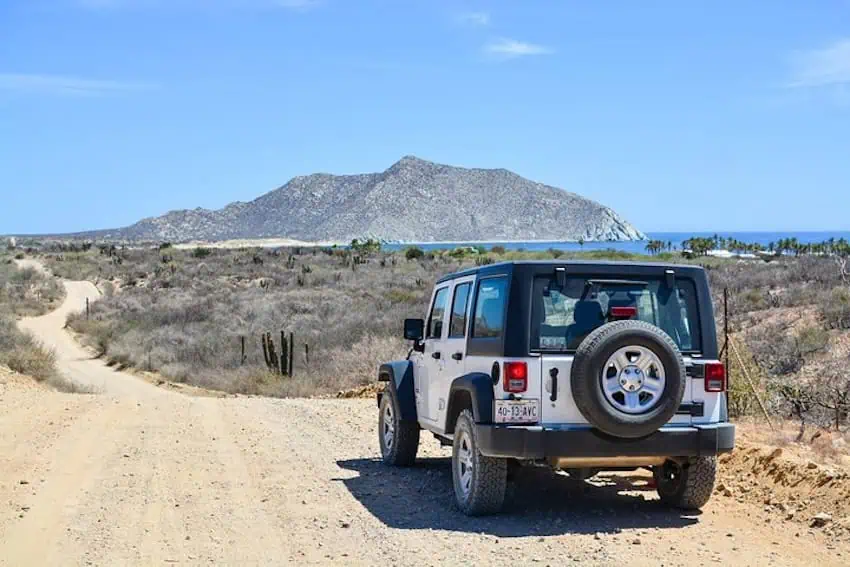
(262, 332), (281, 372)
(262, 333), (271, 367)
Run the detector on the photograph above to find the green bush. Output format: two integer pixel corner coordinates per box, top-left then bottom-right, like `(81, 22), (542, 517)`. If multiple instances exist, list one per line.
(350, 238), (381, 256)
(404, 246), (425, 260)
(192, 247), (212, 259)
(490, 245), (506, 255)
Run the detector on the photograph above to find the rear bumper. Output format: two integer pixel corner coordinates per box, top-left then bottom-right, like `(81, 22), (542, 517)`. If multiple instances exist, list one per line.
(475, 422), (735, 460)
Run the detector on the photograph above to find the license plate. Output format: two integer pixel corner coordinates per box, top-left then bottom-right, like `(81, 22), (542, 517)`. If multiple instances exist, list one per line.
(494, 399), (539, 424)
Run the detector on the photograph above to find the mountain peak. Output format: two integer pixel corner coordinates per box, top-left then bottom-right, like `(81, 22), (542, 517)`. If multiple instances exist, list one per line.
(388, 155), (431, 170)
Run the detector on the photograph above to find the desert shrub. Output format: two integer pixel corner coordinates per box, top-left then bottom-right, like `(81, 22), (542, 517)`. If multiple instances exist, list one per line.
(547, 248), (564, 259)
(192, 247), (212, 259)
(14, 252), (24, 260)
(738, 288), (768, 312)
(5, 335), (57, 381)
(385, 288), (422, 304)
(0, 261), (65, 317)
(404, 246), (425, 261)
(795, 325), (830, 355)
(747, 323), (803, 377)
(0, 312), (84, 391)
(490, 245), (506, 255)
(821, 287), (850, 330)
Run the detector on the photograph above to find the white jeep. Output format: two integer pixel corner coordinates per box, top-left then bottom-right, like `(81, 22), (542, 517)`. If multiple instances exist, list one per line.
(377, 260), (734, 515)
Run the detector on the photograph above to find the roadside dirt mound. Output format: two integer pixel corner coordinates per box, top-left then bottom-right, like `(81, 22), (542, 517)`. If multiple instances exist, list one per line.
(718, 442), (850, 539)
(0, 366), (46, 393)
(333, 382), (381, 399)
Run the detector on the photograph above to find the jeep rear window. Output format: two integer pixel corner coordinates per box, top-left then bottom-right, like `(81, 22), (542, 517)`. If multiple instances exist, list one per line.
(531, 276), (701, 353)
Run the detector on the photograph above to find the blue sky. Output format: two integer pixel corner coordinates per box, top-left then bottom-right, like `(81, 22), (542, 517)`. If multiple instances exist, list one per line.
(1, 0), (849, 235)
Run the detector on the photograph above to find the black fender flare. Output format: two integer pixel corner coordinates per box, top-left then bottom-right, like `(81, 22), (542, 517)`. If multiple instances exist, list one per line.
(445, 373), (495, 434)
(377, 361), (417, 422)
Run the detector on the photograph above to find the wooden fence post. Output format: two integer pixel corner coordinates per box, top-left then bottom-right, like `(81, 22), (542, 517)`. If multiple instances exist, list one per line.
(304, 343), (309, 367)
(240, 336), (246, 365)
(289, 332), (294, 377)
(280, 331), (288, 376)
(86, 297), (90, 320)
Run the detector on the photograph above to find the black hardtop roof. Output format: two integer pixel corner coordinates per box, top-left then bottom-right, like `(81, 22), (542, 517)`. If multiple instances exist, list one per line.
(435, 260), (706, 284)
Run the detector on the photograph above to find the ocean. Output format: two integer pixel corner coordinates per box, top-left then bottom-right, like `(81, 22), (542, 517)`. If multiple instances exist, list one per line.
(382, 231), (850, 254)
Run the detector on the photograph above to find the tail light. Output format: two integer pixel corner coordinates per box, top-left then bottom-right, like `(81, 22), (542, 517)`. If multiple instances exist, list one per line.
(610, 306), (637, 320)
(503, 362), (528, 393)
(704, 362), (726, 392)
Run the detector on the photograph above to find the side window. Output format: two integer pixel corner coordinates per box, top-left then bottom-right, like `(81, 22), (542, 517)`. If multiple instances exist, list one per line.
(472, 277), (509, 338)
(427, 287), (450, 339)
(449, 282), (472, 338)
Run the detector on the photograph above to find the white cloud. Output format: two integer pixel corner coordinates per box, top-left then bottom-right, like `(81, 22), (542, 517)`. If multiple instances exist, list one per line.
(0, 73), (156, 96)
(458, 11), (489, 26)
(788, 38), (850, 88)
(484, 38), (552, 59)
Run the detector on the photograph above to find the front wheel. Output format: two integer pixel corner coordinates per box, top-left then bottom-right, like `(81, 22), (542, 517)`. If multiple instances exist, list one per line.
(452, 410), (507, 516)
(653, 457), (717, 510)
(378, 388), (420, 466)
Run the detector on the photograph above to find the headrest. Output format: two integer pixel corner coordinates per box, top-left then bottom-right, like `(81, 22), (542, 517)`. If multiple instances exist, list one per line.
(573, 300), (604, 326)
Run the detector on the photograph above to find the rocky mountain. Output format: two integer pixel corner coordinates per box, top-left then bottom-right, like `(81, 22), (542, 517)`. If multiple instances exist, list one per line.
(73, 156), (646, 243)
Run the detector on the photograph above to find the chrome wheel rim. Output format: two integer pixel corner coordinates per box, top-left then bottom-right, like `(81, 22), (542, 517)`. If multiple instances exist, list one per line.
(382, 402), (395, 450)
(602, 345), (666, 414)
(456, 430), (474, 499)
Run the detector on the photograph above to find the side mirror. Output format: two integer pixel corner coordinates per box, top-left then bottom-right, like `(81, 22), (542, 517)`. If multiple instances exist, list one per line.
(404, 318), (425, 341)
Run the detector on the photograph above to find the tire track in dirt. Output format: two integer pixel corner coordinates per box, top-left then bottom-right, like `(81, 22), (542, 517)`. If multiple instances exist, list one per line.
(0, 400), (131, 565)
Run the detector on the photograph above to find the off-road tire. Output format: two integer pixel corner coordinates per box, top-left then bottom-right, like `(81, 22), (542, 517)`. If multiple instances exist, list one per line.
(452, 410), (507, 516)
(654, 457), (717, 510)
(571, 320), (686, 438)
(378, 387), (420, 466)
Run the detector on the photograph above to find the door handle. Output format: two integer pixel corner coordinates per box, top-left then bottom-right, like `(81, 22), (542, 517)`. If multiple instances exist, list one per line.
(451, 352), (463, 361)
(549, 368), (559, 402)
(431, 352), (441, 360)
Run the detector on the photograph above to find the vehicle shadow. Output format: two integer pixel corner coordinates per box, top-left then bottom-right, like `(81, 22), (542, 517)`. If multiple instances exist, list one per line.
(335, 457), (700, 537)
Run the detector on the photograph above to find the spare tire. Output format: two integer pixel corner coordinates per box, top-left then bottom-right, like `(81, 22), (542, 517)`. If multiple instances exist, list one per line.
(570, 320), (686, 439)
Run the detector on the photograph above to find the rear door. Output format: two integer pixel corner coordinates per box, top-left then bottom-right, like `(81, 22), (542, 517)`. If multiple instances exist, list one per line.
(433, 276), (475, 431)
(535, 274), (695, 426)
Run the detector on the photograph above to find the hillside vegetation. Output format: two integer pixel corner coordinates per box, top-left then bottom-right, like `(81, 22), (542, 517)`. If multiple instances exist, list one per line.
(23, 241), (844, 437)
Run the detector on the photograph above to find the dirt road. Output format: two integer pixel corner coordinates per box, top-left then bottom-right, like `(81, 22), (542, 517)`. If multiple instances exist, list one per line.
(1, 273), (848, 565)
